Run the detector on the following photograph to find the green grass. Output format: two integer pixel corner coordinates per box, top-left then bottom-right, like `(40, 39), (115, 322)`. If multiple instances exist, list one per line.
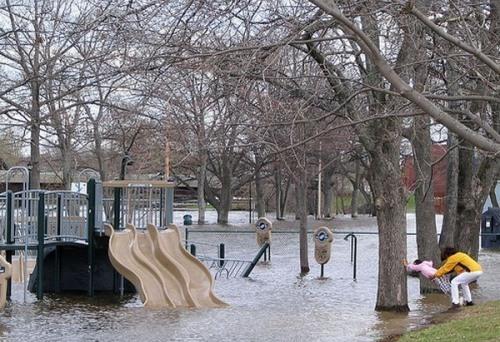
(398, 301), (500, 342)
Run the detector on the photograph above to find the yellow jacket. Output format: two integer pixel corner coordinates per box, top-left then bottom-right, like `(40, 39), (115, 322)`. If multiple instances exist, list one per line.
(435, 252), (482, 278)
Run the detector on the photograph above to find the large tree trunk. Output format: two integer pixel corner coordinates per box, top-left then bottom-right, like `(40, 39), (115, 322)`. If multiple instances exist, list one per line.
(455, 152), (500, 258)
(490, 182), (499, 208)
(217, 164), (233, 224)
(296, 167), (310, 275)
(439, 13), (462, 249)
(454, 142), (476, 255)
(412, 116), (440, 293)
(440, 132), (459, 248)
(29, 109), (41, 189)
(366, 122), (408, 312)
(61, 145), (73, 189)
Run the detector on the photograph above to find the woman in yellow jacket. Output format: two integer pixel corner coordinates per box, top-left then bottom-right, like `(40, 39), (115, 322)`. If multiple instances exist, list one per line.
(432, 247), (483, 309)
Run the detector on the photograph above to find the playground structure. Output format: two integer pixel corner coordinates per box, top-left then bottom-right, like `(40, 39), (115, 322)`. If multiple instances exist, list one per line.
(0, 167), (180, 303)
(0, 166), (270, 308)
(107, 223), (226, 308)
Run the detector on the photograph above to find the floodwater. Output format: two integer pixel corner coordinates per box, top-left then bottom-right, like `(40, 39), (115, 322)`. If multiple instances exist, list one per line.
(1, 212), (500, 342)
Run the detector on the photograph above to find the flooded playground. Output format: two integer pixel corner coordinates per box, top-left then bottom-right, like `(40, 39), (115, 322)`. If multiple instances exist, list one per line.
(1, 212), (500, 341)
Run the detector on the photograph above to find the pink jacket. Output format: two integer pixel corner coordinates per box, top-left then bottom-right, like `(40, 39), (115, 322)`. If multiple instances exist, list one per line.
(406, 260), (437, 279)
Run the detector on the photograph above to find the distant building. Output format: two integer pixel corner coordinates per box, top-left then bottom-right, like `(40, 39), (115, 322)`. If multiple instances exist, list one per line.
(0, 170), (64, 192)
(402, 144), (448, 214)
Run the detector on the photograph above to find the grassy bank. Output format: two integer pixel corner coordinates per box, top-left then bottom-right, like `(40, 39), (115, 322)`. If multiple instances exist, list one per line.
(397, 301), (500, 341)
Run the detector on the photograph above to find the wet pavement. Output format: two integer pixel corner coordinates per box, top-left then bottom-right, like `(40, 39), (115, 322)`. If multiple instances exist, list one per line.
(1, 212), (499, 341)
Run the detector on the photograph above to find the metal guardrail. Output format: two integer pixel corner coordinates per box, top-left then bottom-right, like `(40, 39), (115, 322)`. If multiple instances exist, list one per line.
(198, 256), (252, 279)
(184, 237), (264, 279)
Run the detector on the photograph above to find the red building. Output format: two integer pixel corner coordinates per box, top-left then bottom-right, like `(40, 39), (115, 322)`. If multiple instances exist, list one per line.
(402, 144), (448, 214)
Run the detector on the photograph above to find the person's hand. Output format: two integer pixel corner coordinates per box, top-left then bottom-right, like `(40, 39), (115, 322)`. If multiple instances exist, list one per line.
(402, 259), (408, 266)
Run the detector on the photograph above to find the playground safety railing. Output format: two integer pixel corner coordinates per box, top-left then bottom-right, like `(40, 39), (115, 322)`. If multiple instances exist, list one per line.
(198, 256), (253, 279)
(183, 238), (259, 278)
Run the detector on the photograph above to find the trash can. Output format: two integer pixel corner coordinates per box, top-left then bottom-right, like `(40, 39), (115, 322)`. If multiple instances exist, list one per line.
(481, 207), (500, 248)
(183, 214), (192, 226)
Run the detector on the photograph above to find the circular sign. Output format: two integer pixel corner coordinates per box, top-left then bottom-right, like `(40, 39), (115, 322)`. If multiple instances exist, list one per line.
(317, 231), (328, 242)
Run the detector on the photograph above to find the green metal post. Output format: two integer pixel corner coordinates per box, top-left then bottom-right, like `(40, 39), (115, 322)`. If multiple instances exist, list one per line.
(5, 191), (13, 299)
(37, 192), (45, 300)
(242, 242), (269, 278)
(218, 243), (225, 268)
(87, 179), (96, 296)
(113, 187), (121, 230)
(159, 188), (164, 226)
(56, 194), (62, 240)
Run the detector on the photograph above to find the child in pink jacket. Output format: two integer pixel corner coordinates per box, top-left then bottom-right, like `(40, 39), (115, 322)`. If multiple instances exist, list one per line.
(404, 259), (451, 294)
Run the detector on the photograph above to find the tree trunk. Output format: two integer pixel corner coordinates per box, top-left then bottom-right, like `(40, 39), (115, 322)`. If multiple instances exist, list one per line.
(280, 177), (290, 218)
(351, 159), (361, 218)
(412, 116), (440, 293)
(255, 156), (266, 218)
(197, 151), (208, 224)
(61, 145), (73, 190)
(322, 169), (334, 218)
(456, 155), (500, 258)
(439, 132), (459, 248)
(490, 183), (499, 208)
(29, 109), (41, 189)
(274, 164), (282, 219)
(297, 167), (310, 275)
(93, 121), (106, 181)
(217, 165), (233, 224)
(454, 142), (476, 255)
(364, 120), (408, 312)
(294, 182), (301, 220)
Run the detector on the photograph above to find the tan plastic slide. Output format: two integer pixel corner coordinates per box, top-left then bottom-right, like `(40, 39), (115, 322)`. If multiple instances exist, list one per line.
(0, 254), (12, 310)
(106, 223), (227, 309)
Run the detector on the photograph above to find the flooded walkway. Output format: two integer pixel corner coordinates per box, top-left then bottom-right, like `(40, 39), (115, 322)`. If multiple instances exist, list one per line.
(1, 212), (499, 341)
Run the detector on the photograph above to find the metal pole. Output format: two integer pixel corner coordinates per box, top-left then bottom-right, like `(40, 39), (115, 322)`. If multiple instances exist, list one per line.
(353, 235), (357, 281)
(344, 233), (358, 281)
(320, 264), (324, 278)
(248, 182), (252, 224)
(218, 243), (225, 268)
(185, 227), (189, 250)
(36, 192), (45, 300)
(87, 179), (96, 296)
(242, 242), (269, 278)
(113, 187), (121, 230)
(5, 191), (13, 299)
(350, 236), (354, 263)
(190, 244), (196, 256)
(56, 194), (62, 241)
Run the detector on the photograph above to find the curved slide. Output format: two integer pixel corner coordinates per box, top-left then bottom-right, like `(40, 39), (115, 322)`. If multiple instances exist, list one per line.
(148, 224), (226, 308)
(106, 223), (226, 309)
